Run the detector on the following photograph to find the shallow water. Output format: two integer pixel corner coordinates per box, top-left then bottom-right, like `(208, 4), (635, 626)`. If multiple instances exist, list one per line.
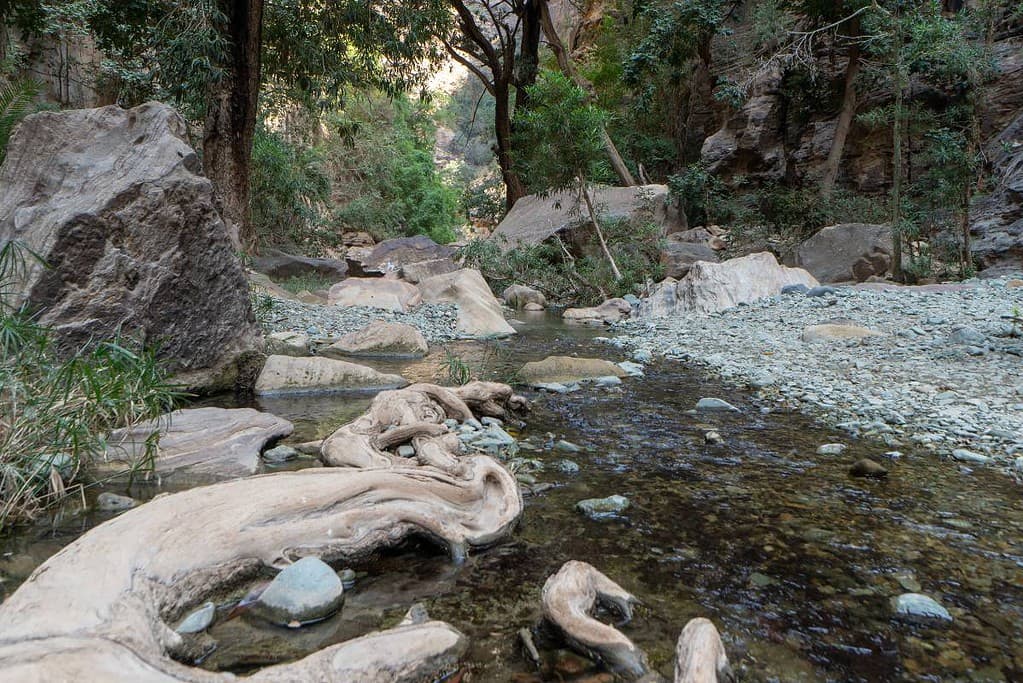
(3, 315), (1022, 681)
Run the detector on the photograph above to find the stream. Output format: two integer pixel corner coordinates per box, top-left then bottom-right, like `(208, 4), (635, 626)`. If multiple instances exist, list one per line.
(2, 316), (1022, 681)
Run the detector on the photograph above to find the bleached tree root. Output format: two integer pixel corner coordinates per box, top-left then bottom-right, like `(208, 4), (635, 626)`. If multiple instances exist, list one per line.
(0, 458), (520, 680)
(542, 561), (732, 682)
(541, 560), (648, 678)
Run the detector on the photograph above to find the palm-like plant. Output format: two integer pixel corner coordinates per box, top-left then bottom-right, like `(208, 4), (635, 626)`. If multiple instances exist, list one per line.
(0, 77), (42, 164)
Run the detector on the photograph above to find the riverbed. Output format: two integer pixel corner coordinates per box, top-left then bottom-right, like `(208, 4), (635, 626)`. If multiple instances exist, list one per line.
(2, 316), (1021, 681)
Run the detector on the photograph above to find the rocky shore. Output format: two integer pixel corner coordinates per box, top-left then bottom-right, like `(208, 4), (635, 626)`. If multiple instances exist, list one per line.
(611, 278), (1023, 474)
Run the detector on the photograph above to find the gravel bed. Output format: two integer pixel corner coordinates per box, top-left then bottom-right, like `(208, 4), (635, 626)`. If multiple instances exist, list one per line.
(262, 296), (461, 343)
(610, 278), (1023, 474)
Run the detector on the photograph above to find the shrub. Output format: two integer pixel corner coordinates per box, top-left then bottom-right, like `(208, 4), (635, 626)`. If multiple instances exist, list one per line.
(0, 243), (182, 528)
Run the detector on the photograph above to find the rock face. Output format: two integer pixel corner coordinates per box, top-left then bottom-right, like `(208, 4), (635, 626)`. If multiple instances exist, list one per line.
(255, 355), (408, 395)
(321, 321), (428, 358)
(785, 224), (893, 283)
(105, 407), (293, 478)
(660, 240), (719, 279)
(252, 557), (345, 626)
(503, 284), (547, 310)
(519, 356), (628, 384)
(327, 277), (423, 312)
(563, 298), (633, 325)
(641, 252), (819, 317)
(251, 249), (348, 282)
(970, 111), (1023, 275)
(418, 269), (515, 337)
(0, 102), (260, 390)
(491, 184), (682, 251)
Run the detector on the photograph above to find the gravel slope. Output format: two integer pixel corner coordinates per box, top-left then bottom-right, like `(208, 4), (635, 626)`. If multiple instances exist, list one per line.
(611, 278), (1023, 474)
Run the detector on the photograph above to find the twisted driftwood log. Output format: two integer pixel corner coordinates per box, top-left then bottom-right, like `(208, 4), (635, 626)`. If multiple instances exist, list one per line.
(0, 382), (528, 681)
(542, 561), (732, 683)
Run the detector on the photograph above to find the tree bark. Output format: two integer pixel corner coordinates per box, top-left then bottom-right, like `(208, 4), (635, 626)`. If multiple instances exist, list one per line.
(580, 180), (624, 280)
(204, 0), (264, 253)
(494, 81), (527, 208)
(820, 21), (861, 197)
(538, 0), (637, 187)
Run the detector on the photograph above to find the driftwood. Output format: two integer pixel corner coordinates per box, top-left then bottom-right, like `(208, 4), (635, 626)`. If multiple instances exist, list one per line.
(542, 561), (731, 683)
(0, 381), (528, 681)
(321, 382), (528, 471)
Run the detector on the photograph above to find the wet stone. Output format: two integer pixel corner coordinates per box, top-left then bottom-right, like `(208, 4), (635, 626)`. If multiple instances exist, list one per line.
(555, 440), (581, 453)
(892, 593), (953, 624)
(96, 492), (137, 512)
(576, 495), (630, 519)
(817, 443), (847, 455)
(850, 458), (888, 478)
(262, 445), (299, 463)
(175, 601), (216, 634)
(696, 397), (739, 412)
(252, 557), (344, 626)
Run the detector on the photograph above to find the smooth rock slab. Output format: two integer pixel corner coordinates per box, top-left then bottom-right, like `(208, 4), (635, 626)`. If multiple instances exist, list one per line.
(255, 355), (407, 395)
(105, 407), (293, 478)
(419, 269), (515, 338)
(892, 593), (953, 623)
(321, 321), (428, 358)
(576, 495), (630, 518)
(252, 557), (345, 626)
(519, 356), (628, 385)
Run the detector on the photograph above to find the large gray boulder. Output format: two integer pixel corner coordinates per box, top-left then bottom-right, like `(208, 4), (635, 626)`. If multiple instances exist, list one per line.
(104, 407), (293, 479)
(784, 223), (893, 283)
(352, 235), (457, 277)
(327, 277), (422, 312)
(660, 240), (719, 279)
(491, 184), (682, 251)
(418, 269), (515, 338)
(251, 249), (348, 282)
(0, 102), (260, 390)
(321, 321), (428, 358)
(640, 252), (818, 317)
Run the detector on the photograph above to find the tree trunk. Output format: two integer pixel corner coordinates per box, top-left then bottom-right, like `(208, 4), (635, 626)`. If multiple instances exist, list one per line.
(891, 71), (904, 281)
(580, 180), (623, 280)
(203, 0), (264, 253)
(494, 82), (526, 209)
(820, 25), (861, 197)
(538, 0), (636, 187)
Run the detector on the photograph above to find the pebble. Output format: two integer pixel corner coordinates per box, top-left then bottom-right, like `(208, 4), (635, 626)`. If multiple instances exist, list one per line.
(849, 458), (888, 478)
(695, 397), (739, 412)
(632, 349), (653, 363)
(892, 593), (953, 623)
(554, 459), (580, 473)
(339, 568), (357, 590)
(817, 443), (847, 455)
(397, 445), (416, 458)
(595, 375), (623, 387)
(951, 448), (990, 464)
(555, 440), (581, 453)
(618, 361), (645, 377)
(252, 557), (345, 626)
(705, 430), (723, 444)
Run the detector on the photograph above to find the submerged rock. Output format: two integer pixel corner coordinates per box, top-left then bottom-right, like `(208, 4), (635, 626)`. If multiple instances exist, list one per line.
(255, 355), (407, 395)
(849, 458), (888, 478)
(95, 492), (137, 512)
(576, 495), (630, 518)
(519, 356), (628, 385)
(892, 593), (953, 623)
(252, 557), (345, 626)
(262, 445), (300, 463)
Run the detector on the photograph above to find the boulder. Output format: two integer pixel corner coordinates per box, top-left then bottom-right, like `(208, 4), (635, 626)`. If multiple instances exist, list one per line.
(320, 321), (428, 358)
(801, 324), (883, 343)
(503, 284), (547, 310)
(576, 495), (630, 518)
(104, 407), (293, 478)
(640, 252), (818, 317)
(255, 355), (408, 395)
(266, 330), (311, 357)
(563, 298), (633, 325)
(659, 240), (719, 279)
(327, 277), (422, 312)
(252, 557), (345, 626)
(519, 356), (628, 385)
(491, 184), (682, 251)
(354, 235), (457, 276)
(784, 223), (893, 283)
(0, 102), (259, 391)
(251, 249), (348, 282)
(400, 257), (459, 284)
(418, 269), (515, 338)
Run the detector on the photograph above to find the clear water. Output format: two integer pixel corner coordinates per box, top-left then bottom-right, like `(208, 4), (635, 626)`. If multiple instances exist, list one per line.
(2, 316), (1021, 681)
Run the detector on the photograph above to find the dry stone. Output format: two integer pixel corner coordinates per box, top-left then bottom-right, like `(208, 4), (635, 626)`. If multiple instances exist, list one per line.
(0, 102), (259, 391)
